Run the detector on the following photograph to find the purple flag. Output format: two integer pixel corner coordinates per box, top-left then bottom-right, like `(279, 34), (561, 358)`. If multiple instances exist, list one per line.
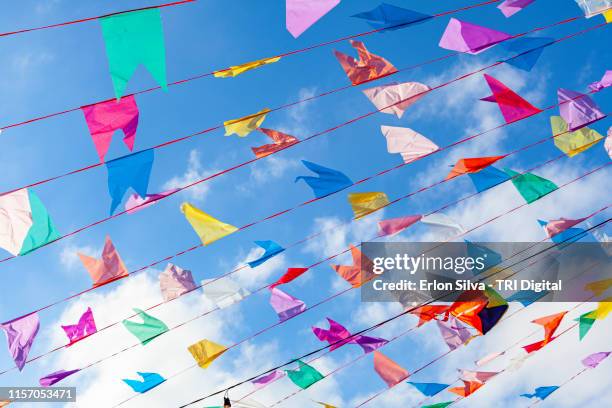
(439, 18), (511, 54)
(159, 263), (197, 301)
(269, 287), (306, 321)
(62, 307), (97, 346)
(437, 316), (471, 350)
(39, 369), (80, 386)
(313, 318), (388, 353)
(498, 0), (536, 17)
(582, 351), (611, 368)
(588, 71), (612, 92)
(0, 313), (40, 371)
(355, 334), (389, 353)
(251, 370), (286, 389)
(558, 88), (606, 131)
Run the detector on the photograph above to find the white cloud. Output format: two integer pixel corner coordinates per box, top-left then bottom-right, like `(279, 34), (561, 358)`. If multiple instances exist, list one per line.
(59, 243), (99, 271)
(163, 149), (216, 201)
(277, 87), (318, 137)
(249, 155), (300, 186)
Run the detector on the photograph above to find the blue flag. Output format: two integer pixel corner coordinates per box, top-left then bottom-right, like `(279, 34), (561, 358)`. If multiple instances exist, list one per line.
(122, 372), (165, 393)
(468, 166), (511, 193)
(106, 149), (154, 214)
(506, 290), (548, 306)
(295, 160), (352, 199)
(247, 240), (285, 268)
(465, 240), (502, 275)
(407, 381), (449, 396)
(521, 385), (559, 400)
(501, 37), (554, 72)
(352, 3), (433, 32)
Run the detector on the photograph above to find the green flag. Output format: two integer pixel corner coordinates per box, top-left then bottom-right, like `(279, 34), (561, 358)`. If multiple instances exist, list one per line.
(504, 168), (558, 204)
(285, 360), (324, 389)
(19, 190), (60, 255)
(422, 402), (453, 408)
(123, 308), (168, 345)
(100, 9), (167, 99)
(575, 311), (596, 340)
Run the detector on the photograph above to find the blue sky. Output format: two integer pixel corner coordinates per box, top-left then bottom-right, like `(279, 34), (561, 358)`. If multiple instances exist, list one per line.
(0, 0), (610, 407)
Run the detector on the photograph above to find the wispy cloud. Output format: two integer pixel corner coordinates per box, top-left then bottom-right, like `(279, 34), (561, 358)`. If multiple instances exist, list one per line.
(163, 149), (216, 201)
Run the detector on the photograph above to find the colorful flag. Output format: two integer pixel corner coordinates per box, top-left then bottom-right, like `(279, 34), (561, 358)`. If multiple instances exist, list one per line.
(439, 18), (511, 54)
(331, 245), (376, 288)
(269, 287), (306, 321)
(159, 263), (197, 301)
(106, 149), (154, 214)
(39, 369), (80, 386)
(0, 313), (40, 371)
(381, 126), (438, 163)
(446, 156), (506, 180)
(522, 311), (567, 353)
(188, 339), (227, 368)
(407, 382), (449, 397)
(334, 40), (397, 85)
(437, 316), (471, 350)
(270, 267), (309, 288)
(498, 0), (536, 17)
(348, 192), (389, 219)
(504, 168), (558, 204)
(181, 203), (238, 245)
(286, 0), (340, 38)
(520, 386), (559, 400)
(224, 108), (270, 137)
(285, 360), (324, 389)
(550, 116), (603, 157)
(482, 74), (542, 123)
(251, 370), (285, 389)
(352, 4), (432, 32)
(125, 189), (178, 214)
(475, 351), (505, 367)
(468, 165), (512, 192)
(61, 307), (97, 345)
(501, 36), (553, 71)
(247, 240), (285, 268)
(312, 318), (387, 353)
(448, 379), (484, 397)
(558, 88), (606, 131)
(363, 81), (430, 118)
(295, 160), (353, 198)
(582, 351), (611, 368)
(79, 236), (128, 287)
(122, 372), (165, 393)
(214, 57), (281, 78)
(122, 308), (168, 345)
(378, 215), (422, 237)
(202, 278), (250, 309)
(252, 128), (299, 158)
(373, 351), (409, 387)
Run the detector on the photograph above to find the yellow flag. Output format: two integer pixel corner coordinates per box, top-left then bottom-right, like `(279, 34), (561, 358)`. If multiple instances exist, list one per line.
(224, 108), (270, 137)
(316, 402), (337, 408)
(181, 203), (238, 245)
(585, 298), (612, 320)
(348, 192), (390, 219)
(604, 9), (612, 23)
(584, 278), (612, 297)
(550, 116), (603, 157)
(188, 339), (227, 368)
(214, 56), (281, 78)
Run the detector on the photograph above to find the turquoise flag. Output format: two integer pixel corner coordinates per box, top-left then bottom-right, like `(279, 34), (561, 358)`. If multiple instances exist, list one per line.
(504, 168), (558, 204)
(123, 308), (168, 345)
(20, 190), (60, 255)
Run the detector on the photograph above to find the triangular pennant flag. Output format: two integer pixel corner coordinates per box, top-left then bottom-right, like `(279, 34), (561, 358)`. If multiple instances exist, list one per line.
(252, 370), (286, 389)
(0, 313), (40, 371)
(421, 213), (465, 238)
(188, 339), (228, 368)
(538, 220), (588, 244)
(558, 88), (606, 131)
(270, 267), (309, 288)
(106, 149), (154, 214)
(482, 74), (542, 123)
(81, 95), (139, 162)
(523, 311), (566, 352)
(286, 0), (340, 38)
(363, 81), (430, 118)
(159, 263), (197, 301)
(79, 236), (128, 287)
(312, 318), (388, 353)
(439, 18), (512, 54)
(122, 308), (168, 345)
(520, 386), (559, 400)
(381, 126), (439, 164)
(214, 56), (281, 78)
(285, 360), (324, 389)
(378, 215), (422, 237)
(501, 36), (553, 71)
(122, 372), (165, 393)
(334, 40), (397, 85)
(252, 128), (299, 158)
(550, 116), (603, 157)
(446, 156), (506, 180)
(540, 217), (587, 238)
(352, 4), (433, 32)
(588, 70), (612, 92)
(585, 299), (612, 320)
(348, 192), (389, 219)
(582, 351), (611, 368)
(407, 382), (449, 397)
(269, 287), (306, 321)
(202, 278), (250, 309)
(331, 245), (376, 288)
(459, 369), (498, 383)
(295, 160), (353, 198)
(181, 203), (238, 245)
(61, 307), (97, 346)
(576, 311), (597, 340)
(373, 351), (409, 387)
(498, 0), (536, 17)
(224, 108), (270, 137)
(247, 240), (285, 268)
(437, 316), (472, 350)
(504, 168), (558, 204)
(422, 402), (453, 408)
(39, 369), (80, 387)
(100, 9), (167, 99)
(448, 379), (484, 397)
(125, 188), (178, 214)
(410, 305), (449, 327)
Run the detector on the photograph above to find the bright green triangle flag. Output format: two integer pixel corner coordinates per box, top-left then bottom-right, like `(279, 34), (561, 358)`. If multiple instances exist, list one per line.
(285, 360), (324, 389)
(19, 190), (60, 255)
(575, 311), (596, 340)
(100, 8), (167, 100)
(422, 402), (453, 408)
(123, 308), (169, 345)
(504, 168), (558, 204)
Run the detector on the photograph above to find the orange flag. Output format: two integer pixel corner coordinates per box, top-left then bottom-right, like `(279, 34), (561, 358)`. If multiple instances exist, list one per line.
(334, 40), (398, 86)
(445, 156), (506, 180)
(79, 236), (128, 287)
(448, 290), (489, 334)
(448, 379), (484, 397)
(330, 245), (376, 288)
(522, 311), (567, 353)
(373, 351), (409, 387)
(410, 305), (449, 327)
(252, 128), (299, 158)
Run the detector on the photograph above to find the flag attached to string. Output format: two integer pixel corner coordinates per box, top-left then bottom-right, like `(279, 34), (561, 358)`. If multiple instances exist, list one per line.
(100, 9), (167, 99)
(448, 379), (484, 397)
(446, 156), (506, 181)
(122, 372), (166, 393)
(582, 351), (611, 368)
(188, 339), (227, 368)
(378, 215), (422, 237)
(39, 369), (80, 387)
(247, 240), (285, 268)
(331, 245), (376, 288)
(523, 311), (567, 353)
(251, 370), (286, 389)
(224, 108), (270, 137)
(421, 213), (465, 238)
(439, 18), (511, 54)
(285, 360), (324, 389)
(407, 382), (449, 397)
(214, 57), (281, 78)
(588, 70), (612, 91)
(498, 0), (536, 17)
(252, 128), (299, 158)
(481, 74), (542, 123)
(437, 316), (472, 350)
(181, 203), (238, 245)
(286, 0), (340, 38)
(79, 236), (128, 287)
(550, 116), (603, 157)
(61, 307), (97, 346)
(125, 188), (178, 214)
(122, 308), (168, 345)
(351, 4), (433, 32)
(348, 192), (389, 219)
(468, 165), (512, 192)
(159, 263), (197, 301)
(501, 36), (553, 71)
(202, 278), (250, 309)
(334, 40), (397, 85)
(373, 351), (409, 387)
(312, 318), (387, 353)
(295, 160), (353, 198)
(520, 386), (559, 400)
(558, 88), (606, 131)
(504, 168), (558, 204)
(381, 126), (438, 164)
(362, 81), (430, 118)
(269, 287), (306, 321)
(106, 149), (154, 214)
(0, 312), (40, 371)
(270, 267), (309, 288)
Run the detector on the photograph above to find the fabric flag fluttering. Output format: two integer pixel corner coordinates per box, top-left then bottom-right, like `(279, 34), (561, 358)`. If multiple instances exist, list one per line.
(286, 0), (340, 38)
(521, 386), (559, 400)
(39, 369), (80, 387)
(61, 307), (97, 346)
(363, 81), (430, 118)
(523, 311), (567, 353)
(106, 149), (154, 214)
(334, 40), (397, 85)
(411, 305), (449, 327)
(122, 308), (168, 345)
(421, 213), (465, 238)
(482, 74), (542, 123)
(0, 188), (60, 256)
(125, 189), (178, 214)
(407, 382), (449, 397)
(331, 245), (376, 288)
(422, 403), (453, 408)
(252, 128), (299, 158)
(202, 278), (250, 309)
(381, 126), (439, 163)
(312, 318), (388, 353)
(270, 267), (309, 288)
(224, 108), (270, 137)
(247, 240), (285, 268)
(295, 160), (353, 198)
(475, 351), (505, 367)
(539, 217), (587, 239)
(504, 168), (558, 204)
(577, 311), (597, 340)
(351, 4), (433, 32)
(214, 57), (281, 78)
(446, 156), (506, 180)
(558, 88), (606, 131)
(0, 313), (40, 371)
(122, 372), (165, 393)
(159, 263), (197, 301)
(79, 236), (128, 287)
(459, 369), (498, 383)
(439, 18), (512, 54)
(181, 203), (238, 246)
(468, 165), (512, 192)
(81, 95), (139, 162)
(588, 70), (612, 91)
(188, 339), (227, 368)
(348, 192), (389, 219)
(373, 351), (409, 387)
(437, 316), (472, 350)
(501, 36), (553, 71)
(100, 9), (167, 100)
(574, 0), (612, 19)
(285, 360), (324, 389)
(582, 351), (611, 368)
(378, 215), (421, 237)
(252, 370), (286, 389)
(550, 116), (603, 157)
(269, 287), (306, 321)
(448, 380), (484, 397)
(498, 0), (536, 17)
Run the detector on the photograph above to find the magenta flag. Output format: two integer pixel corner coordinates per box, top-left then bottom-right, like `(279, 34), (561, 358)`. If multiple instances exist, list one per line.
(378, 215), (421, 236)
(81, 95), (139, 162)
(483, 74), (542, 123)
(39, 369), (80, 386)
(269, 287), (306, 321)
(582, 351), (611, 368)
(251, 370), (286, 389)
(0, 312), (40, 371)
(159, 263), (197, 301)
(558, 88), (606, 131)
(61, 307), (97, 346)
(439, 18), (511, 54)
(125, 189), (179, 214)
(313, 318), (388, 353)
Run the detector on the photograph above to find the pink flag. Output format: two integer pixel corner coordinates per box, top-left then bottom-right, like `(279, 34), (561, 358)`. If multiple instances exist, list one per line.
(459, 369), (498, 383)
(39, 369), (80, 386)
(159, 263), (197, 301)
(498, 0), (536, 17)
(0, 313), (40, 371)
(61, 307), (97, 346)
(588, 70), (612, 92)
(558, 88), (606, 131)
(286, 0), (340, 38)
(81, 95), (139, 162)
(363, 81), (430, 118)
(251, 370), (286, 389)
(439, 18), (512, 54)
(606, 127), (612, 159)
(475, 351), (504, 366)
(252, 128), (299, 158)
(437, 316), (471, 350)
(582, 351), (611, 368)
(381, 126), (438, 164)
(79, 236), (129, 287)
(378, 215), (422, 237)
(482, 74), (542, 123)
(269, 287), (306, 321)
(125, 189), (179, 214)
(334, 40), (397, 86)
(373, 351), (409, 387)
(542, 217), (587, 238)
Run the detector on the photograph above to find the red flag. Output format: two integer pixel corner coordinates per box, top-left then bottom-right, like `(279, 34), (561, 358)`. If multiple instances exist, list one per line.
(446, 156), (506, 180)
(270, 267), (309, 288)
